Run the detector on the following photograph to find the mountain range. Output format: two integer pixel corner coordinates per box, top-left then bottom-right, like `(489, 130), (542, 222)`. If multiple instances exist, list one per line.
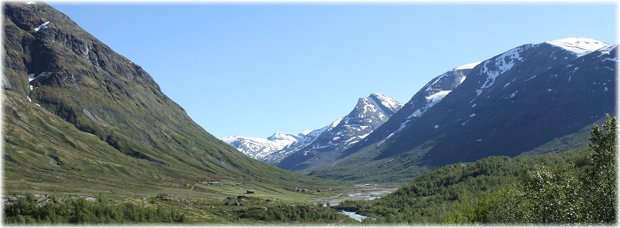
(224, 38), (616, 183)
(223, 93), (402, 171)
(310, 38), (617, 182)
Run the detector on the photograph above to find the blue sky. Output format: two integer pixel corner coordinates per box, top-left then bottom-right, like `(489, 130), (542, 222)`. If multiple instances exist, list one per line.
(50, 3), (616, 138)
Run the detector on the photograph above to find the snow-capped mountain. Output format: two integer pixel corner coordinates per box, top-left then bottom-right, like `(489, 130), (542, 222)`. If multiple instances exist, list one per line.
(223, 93), (402, 167)
(277, 93), (402, 171)
(222, 119), (342, 164)
(261, 119), (342, 164)
(546, 37), (609, 57)
(311, 38), (616, 182)
(342, 62), (479, 156)
(222, 133), (300, 160)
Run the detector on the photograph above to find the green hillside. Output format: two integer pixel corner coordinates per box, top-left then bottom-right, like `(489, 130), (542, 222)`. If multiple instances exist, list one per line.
(2, 2), (341, 200)
(338, 116), (616, 224)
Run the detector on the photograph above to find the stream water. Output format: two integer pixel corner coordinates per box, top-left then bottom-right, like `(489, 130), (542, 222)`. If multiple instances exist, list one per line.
(316, 184), (397, 222)
(340, 210), (367, 222)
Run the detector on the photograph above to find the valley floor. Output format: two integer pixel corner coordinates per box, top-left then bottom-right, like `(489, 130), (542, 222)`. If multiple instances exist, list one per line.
(311, 184), (397, 206)
(3, 180), (398, 224)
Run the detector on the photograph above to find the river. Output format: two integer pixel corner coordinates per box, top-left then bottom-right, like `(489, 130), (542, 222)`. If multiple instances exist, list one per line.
(313, 184), (397, 222)
(340, 210), (367, 222)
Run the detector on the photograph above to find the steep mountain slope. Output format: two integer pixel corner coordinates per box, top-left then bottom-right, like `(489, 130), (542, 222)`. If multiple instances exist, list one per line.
(2, 2), (329, 194)
(311, 38), (616, 182)
(343, 62), (478, 157)
(277, 93), (402, 171)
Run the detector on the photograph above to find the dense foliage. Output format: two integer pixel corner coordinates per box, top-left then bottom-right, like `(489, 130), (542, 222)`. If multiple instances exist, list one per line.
(233, 204), (345, 223)
(4, 195), (185, 224)
(343, 115), (616, 225)
(451, 115), (617, 224)
(3, 193), (352, 224)
(340, 153), (580, 223)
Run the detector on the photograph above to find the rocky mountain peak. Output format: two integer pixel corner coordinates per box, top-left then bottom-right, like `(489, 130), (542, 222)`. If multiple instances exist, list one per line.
(368, 93), (402, 114)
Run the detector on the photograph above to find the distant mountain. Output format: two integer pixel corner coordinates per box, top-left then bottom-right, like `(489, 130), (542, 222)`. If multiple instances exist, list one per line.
(223, 93), (402, 170)
(310, 38), (617, 183)
(2, 2), (327, 194)
(222, 133), (302, 160)
(262, 120), (341, 164)
(222, 118), (341, 164)
(277, 93), (402, 171)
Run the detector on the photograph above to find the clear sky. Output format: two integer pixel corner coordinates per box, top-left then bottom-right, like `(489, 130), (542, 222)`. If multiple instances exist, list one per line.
(49, 2), (616, 138)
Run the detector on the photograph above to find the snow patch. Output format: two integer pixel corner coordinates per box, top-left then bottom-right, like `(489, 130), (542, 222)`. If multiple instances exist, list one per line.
(455, 61), (482, 70)
(378, 132), (395, 145)
(546, 37), (608, 57)
(358, 132), (371, 139)
(330, 117), (342, 128)
(477, 46), (525, 95)
(459, 76), (467, 84)
(598, 44), (617, 57)
(397, 89), (455, 132)
(29, 72), (49, 82)
(426, 90), (451, 103)
(509, 91), (518, 98)
(524, 75), (537, 82)
(34, 21), (50, 32)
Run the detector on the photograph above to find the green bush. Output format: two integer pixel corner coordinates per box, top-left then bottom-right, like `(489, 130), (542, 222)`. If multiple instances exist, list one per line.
(4, 195), (185, 224)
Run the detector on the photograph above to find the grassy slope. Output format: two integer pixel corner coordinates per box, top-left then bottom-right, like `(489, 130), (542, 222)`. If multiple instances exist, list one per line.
(2, 2), (345, 203)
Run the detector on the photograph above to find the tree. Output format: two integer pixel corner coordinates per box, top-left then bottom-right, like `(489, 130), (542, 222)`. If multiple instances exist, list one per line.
(582, 115), (617, 223)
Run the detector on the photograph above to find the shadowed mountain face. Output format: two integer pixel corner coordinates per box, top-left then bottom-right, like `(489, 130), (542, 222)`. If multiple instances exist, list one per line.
(310, 39), (617, 183)
(277, 93), (402, 171)
(342, 63), (477, 158)
(3, 3), (323, 193)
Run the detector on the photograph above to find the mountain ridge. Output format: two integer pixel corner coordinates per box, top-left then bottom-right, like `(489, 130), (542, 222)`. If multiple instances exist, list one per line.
(310, 38), (616, 182)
